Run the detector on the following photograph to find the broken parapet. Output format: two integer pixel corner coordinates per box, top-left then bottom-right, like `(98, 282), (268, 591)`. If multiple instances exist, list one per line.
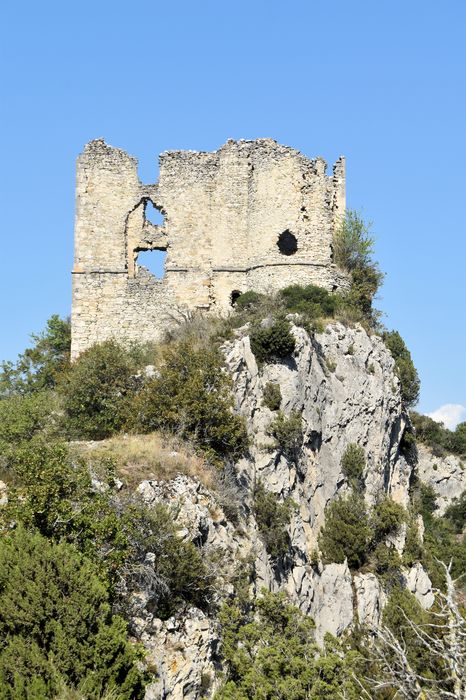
(71, 138), (348, 358)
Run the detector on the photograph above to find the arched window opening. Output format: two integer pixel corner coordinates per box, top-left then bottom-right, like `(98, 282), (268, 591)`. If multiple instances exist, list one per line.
(277, 230), (298, 255)
(144, 200), (164, 226)
(136, 249), (167, 279)
(230, 290), (242, 306)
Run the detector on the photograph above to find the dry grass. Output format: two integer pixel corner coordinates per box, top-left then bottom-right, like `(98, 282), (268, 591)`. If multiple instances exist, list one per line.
(72, 432), (215, 490)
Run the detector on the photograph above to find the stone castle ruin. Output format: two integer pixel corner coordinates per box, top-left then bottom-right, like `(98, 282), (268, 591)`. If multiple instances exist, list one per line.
(71, 138), (348, 358)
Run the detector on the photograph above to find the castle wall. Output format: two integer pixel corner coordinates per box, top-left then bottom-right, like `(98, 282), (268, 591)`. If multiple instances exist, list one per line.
(71, 138), (348, 358)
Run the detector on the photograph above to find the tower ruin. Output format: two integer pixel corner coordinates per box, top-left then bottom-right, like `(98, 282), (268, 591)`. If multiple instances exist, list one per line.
(71, 138), (347, 358)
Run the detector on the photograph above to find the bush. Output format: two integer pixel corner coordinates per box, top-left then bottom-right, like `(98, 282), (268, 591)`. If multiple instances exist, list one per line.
(333, 210), (375, 272)
(234, 291), (266, 313)
(262, 381), (282, 411)
(117, 502), (214, 619)
(373, 542), (402, 586)
(129, 340), (248, 461)
(268, 411), (302, 461)
(319, 493), (371, 569)
(333, 210), (384, 325)
(1, 439), (215, 618)
(1, 439), (128, 571)
(0, 315), (71, 397)
(444, 490), (466, 534)
(215, 591), (362, 700)
(279, 284), (338, 318)
(250, 318), (296, 365)
(0, 528), (146, 699)
(382, 587), (447, 685)
(410, 411), (466, 457)
(372, 497), (406, 541)
(60, 340), (140, 440)
(253, 483), (294, 561)
(0, 391), (57, 447)
(340, 444), (365, 491)
(383, 331), (420, 408)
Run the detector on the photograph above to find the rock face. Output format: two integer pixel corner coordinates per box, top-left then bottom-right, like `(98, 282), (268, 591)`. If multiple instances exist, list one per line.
(416, 444), (465, 515)
(134, 322), (433, 699)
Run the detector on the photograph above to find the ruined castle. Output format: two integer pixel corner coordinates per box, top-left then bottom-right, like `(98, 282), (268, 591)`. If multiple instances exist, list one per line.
(71, 138), (348, 358)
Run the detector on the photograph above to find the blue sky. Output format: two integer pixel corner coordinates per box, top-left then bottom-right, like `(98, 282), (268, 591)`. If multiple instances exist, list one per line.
(0, 0), (464, 422)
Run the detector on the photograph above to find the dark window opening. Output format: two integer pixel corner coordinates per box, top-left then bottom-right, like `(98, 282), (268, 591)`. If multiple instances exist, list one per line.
(144, 200), (164, 226)
(136, 249), (166, 279)
(230, 290), (242, 306)
(277, 230), (298, 255)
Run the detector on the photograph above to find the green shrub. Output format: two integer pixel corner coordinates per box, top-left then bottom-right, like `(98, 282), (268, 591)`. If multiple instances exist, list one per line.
(332, 211), (384, 325)
(1, 440), (214, 619)
(0, 391), (58, 446)
(253, 483), (294, 561)
(402, 519), (424, 567)
(118, 502), (214, 619)
(60, 340), (140, 440)
(340, 443), (365, 491)
(0, 315), (71, 397)
(372, 543), (402, 586)
(333, 210), (375, 273)
(413, 481), (437, 523)
(383, 331), (420, 408)
(129, 340), (248, 461)
(444, 490), (466, 534)
(215, 591), (361, 700)
(410, 411), (466, 457)
(249, 318), (296, 365)
(279, 284), (338, 318)
(372, 497), (406, 541)
(262, 381), (282, 411)
(0, 528), (146, 699)
(318, 493), (371, 569)
(268, 410), (302, 461)
(234, 291), (266, 313)
(1, 439), (127, 571)
(382, 587), (447, 685)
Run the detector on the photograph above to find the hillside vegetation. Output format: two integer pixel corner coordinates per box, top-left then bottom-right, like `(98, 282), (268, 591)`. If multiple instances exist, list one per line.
(0, 212), (464, 699)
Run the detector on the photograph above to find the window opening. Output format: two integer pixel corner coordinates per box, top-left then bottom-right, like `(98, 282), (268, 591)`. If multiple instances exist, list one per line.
(144, 200), (164, 226)
(136, 249), (166, 279)
(277, 230), (298, 255)
(230, 290), (242, 306)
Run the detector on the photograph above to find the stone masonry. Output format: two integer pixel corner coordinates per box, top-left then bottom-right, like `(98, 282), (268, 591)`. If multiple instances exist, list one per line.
(71, 138), (348, 357)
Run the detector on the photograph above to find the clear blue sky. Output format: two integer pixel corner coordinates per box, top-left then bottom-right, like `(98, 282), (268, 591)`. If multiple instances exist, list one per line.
(0, 0), (464, 420)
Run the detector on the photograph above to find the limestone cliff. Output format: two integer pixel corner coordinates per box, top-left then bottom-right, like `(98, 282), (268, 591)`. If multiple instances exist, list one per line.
(131, 322), (433, 700)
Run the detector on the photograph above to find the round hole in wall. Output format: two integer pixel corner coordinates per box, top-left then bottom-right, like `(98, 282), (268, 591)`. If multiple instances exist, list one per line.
(277, 230), (298, 255)
(230, 290), (242, 306)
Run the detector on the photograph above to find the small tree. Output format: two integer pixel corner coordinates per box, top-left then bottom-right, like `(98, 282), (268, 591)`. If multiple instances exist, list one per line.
(268, 410), (302, 462)
(383, 331), (420, 408)
(0, 315), (71, 397)
(253, 483), (294, 561)
(250, 318), (296, 365)
(341, 443), (366, 492)
(60, 340), (139, 440)
(372, 496), (406, 542)
(319, 493), (371, 569)
(333, 210), (384, 324)
(262, 381), (282, 411)
(0, 528), (146, 699)
(130, 340), (248, 461)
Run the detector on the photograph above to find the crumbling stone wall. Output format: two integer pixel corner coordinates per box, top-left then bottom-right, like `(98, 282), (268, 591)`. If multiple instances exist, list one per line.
(71, 138), (348, 357)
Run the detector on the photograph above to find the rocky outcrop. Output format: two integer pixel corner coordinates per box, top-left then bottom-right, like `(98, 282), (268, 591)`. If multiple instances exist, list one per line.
(417, 444), (465, 515)
(133, 322), (433, 699)
(404, 562), (435, 609)
(354, 573), (386, 629)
